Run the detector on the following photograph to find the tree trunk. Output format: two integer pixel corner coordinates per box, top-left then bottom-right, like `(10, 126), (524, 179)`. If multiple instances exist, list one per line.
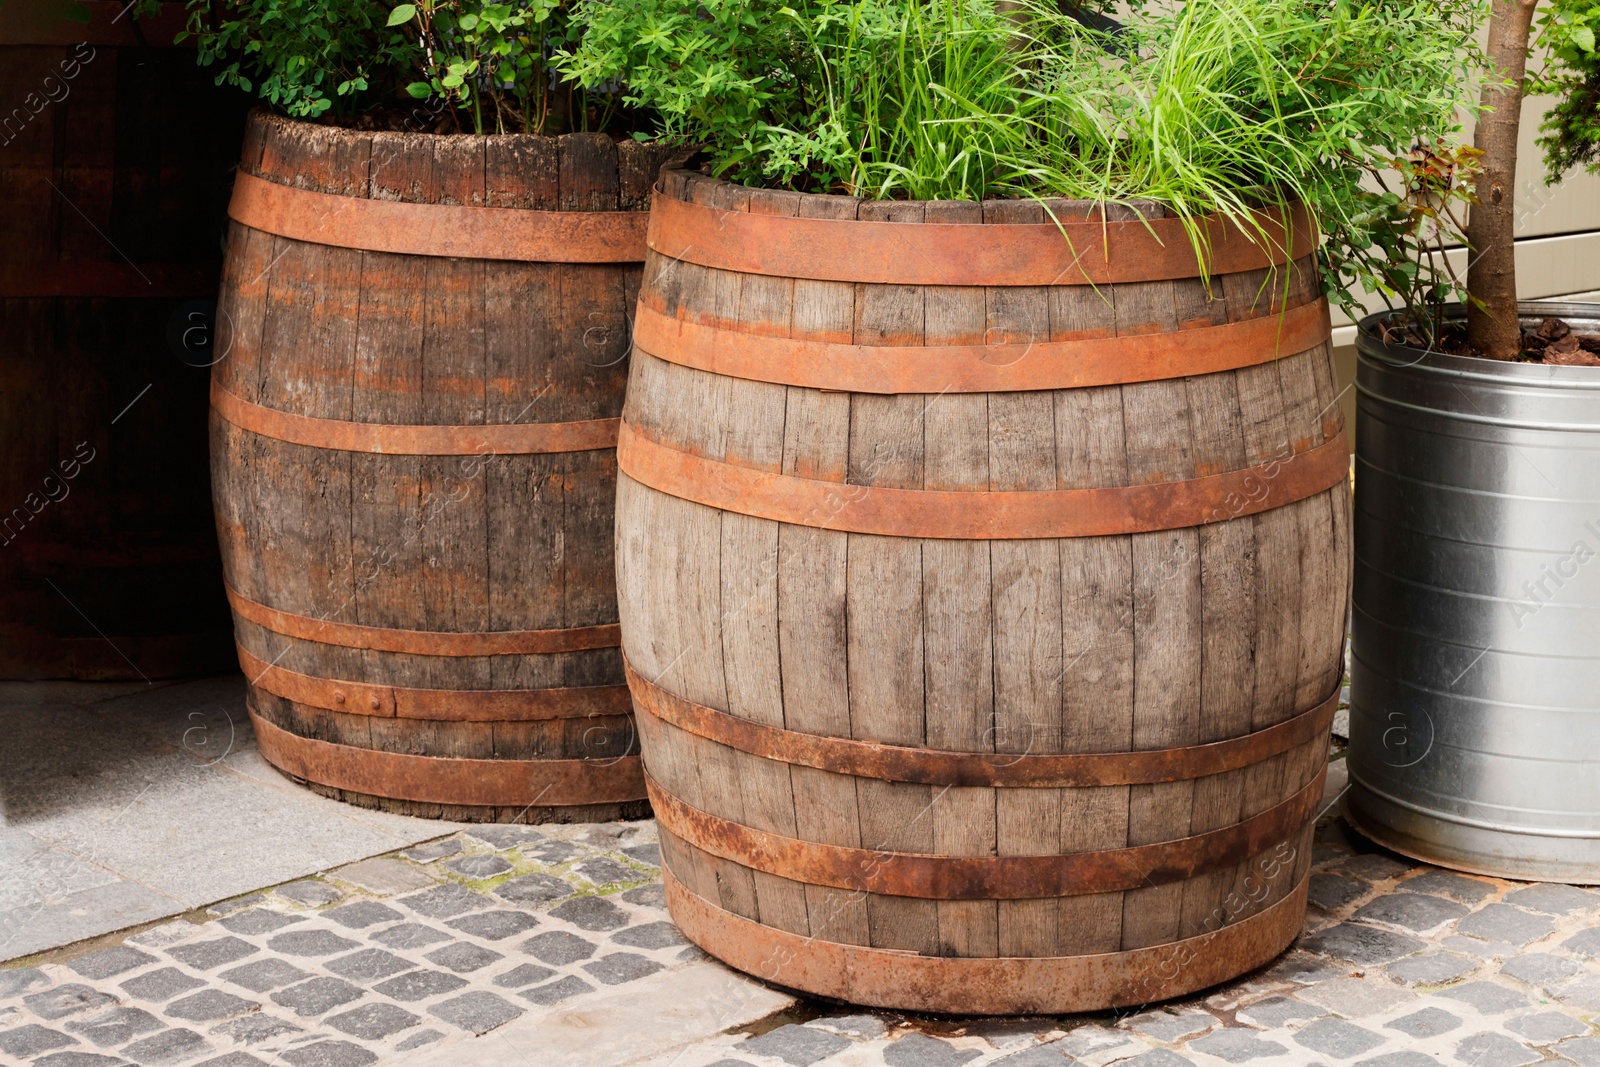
(1466, 0), (1541, 360)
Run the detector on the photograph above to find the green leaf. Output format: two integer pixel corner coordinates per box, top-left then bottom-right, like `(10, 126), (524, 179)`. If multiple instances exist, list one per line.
(1573, 26), (1596, 53)
(386, 4), (415, 27)
(406, 81), (432, 98)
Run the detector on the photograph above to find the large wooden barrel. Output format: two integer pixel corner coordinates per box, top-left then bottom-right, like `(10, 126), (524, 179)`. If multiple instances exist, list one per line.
(212, 111), (678, 821)
(616, 171), (1353, 1013)
(0, 1), (245, 679)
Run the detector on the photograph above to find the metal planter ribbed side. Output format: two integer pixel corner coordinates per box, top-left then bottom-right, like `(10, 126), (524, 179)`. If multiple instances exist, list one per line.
(1346, 302), (1600, 884)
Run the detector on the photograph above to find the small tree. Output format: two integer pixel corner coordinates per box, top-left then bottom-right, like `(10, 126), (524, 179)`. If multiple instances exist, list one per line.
(1467, 0), (1600, 359)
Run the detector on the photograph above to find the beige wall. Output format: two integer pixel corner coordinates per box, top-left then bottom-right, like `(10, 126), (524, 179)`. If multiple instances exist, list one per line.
(1328, 93), (1600, 440)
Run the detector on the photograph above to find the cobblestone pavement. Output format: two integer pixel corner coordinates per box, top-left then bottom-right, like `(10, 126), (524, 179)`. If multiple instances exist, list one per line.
(3, 785), (1599, 1066)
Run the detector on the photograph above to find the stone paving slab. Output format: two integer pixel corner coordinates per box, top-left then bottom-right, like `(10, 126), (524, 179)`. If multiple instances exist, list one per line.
(0, 677), (458, 961)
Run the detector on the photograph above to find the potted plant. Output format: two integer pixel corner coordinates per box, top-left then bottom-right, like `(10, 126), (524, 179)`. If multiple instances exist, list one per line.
(0, 0), (247, 680)
(561, 0), (1478, 1012)
(1345, 0), (1600, 883)
(192, 0), (681, 822)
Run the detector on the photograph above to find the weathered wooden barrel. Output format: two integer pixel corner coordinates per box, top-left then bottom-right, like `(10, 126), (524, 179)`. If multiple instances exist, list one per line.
(0, 1), (244, 679)
(212, 111), (678, 821)
(616, 171), (1353, 1013)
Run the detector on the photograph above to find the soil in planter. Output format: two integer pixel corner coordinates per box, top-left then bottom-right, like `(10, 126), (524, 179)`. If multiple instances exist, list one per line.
(1378, 316), (1600, 365)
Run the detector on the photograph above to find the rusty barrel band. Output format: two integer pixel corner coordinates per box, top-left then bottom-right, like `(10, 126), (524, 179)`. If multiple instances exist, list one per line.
(627, 660), (1338, 787)
(618, 422), (1351, 541)
(250, 710), (643, 807)
(646, 765), (1324, 900)
(648, 190), (1316, 287)
(227, 585), (620, 657)
(632, 300), (1332, 395)
(210, 380), (619, 457)
(229, 171), (649, 264)
(236, 645), (632, 723)
(663, 866), (1310, 1015)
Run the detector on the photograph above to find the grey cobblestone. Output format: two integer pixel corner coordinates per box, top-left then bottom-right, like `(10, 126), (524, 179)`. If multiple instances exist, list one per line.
(208, 1015), (303, 1045)
(1333, 854), (1412, 882)
(195, 1054), (272, 1067)
(1501, 884), (1596, 915)
(583, 952), (663, 985)
(1386, 953), (1474, 986)
(1292, 1018), (1386, 1058)
(265, 930), (361, 957)
(321, 949), (413, 983)
(1351, 1053), (1442, 1066)
(1387, 1007), (1460, 1038)
(1354, 893), (1468, 933)
(0, 1022), (78, 1056)
(443, 855), (512, 881)
(549, 896), (628, 932)
(1436, 980), (1529, 1014)
(400, 840), (462, 863)
(881, 1032), (982, 1066)
(321, 902), (402, 930)
(277, 1039), (377, 1067)
(426, 991), (522, 1034)
(1236, 995), (1325, 1028)
(164, 990), (258, 1023)
(276, 882), (343, 908)
(370, 924), (451, 950)
(217, 910), (303, 936)
(1563, 927), (1600, 958)
(1452, 1032), (1539, 1067)
(1302, 923), (1426, 965)
(371, 970), (468, 1003)
(217, 958), (312, 993)
(1499, 952), (1580, 987)
(988, 1048), (1074, 1066)
(520, 931), (596, 965)
(620, 844), (661, 867)
(1125, 1010), (1214, 1042)
(269, 977), (365, 1017)
(1121, 1051), (1199, 1067)
(1309, 873), (1369, 911)
(1188, 1029), (1286, 1062)
(444, 911), (538, 941)
(400, 884), (488, 920)
(461, 826), (544, 851)
(1396, 871), (1495, 905)
(119, 969), (205, 1003)
(495, 873), (574, 905)
(1454, 905), (1554, 947)
(621, 884), (665, 908)
(1554, 1036), (1600, 1066)
(24, 985), (116, 1021)
(0, 969), (49, 999)
(324, 1002), (420, 1040)
(168, 938), (257, 972)
(423, 942), (503, 973)
(64, 949), (158, 981)
(122, 1026), (212, 1064)
(393, 1028), (444, 1051)
(612, 921), (687, 950)
(572, 858), (637, 887)
(524, 841), (581, 865)
(518, 975), (591, 1006)
(489, 963), (554, 989)
(1504, 1010), (1587, 1043)
(740, 1024), (852, 1065)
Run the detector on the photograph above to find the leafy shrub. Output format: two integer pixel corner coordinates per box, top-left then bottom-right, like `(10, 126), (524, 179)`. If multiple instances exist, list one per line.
(180, 0), (621, 132)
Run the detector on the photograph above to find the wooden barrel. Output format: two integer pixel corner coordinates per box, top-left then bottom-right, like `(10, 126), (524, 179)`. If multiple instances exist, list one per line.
(0, 1), (245, 679)
(616, 171), (1353, 1013)
(212, 111), (678, 822)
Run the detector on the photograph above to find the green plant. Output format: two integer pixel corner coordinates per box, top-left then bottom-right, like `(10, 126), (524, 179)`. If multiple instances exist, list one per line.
(1533, 2), (1600, 184)
(181, 0), (626, 132)
(562, 0), (1484, 317)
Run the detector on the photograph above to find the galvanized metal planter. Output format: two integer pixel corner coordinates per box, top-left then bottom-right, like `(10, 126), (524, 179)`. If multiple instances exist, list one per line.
(1346, 303), (1600, 883)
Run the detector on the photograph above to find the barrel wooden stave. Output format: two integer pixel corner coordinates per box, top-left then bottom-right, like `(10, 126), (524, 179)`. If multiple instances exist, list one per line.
(213, 112), (674, 820)
(617, 171), (1350, 1001)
